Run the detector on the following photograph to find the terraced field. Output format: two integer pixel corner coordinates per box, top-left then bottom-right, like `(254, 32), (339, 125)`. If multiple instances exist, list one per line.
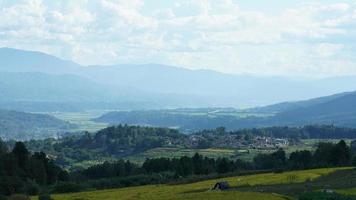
(33, 167), (351, 200)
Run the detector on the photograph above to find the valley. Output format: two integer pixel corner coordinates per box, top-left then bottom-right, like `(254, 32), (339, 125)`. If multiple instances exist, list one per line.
(0, 47), (356, 200)
(2, 1), (356, 199)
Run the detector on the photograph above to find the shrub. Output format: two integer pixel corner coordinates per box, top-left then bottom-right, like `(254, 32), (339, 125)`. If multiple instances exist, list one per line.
(287, 174), (297, 183)
(39, 194), (53, 200)
(52, 182), (82, 193)
(7, 194), (30, 200)
(23, 181), (40, 196)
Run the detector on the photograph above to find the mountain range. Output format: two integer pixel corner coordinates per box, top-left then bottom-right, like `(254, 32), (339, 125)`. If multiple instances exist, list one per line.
(1, 47), (356, 111)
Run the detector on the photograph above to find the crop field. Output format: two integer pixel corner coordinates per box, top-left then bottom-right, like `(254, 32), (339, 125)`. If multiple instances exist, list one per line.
(32, 167), (351, 200)
(126, 147), (238, 164)
(46, 109), (274, 133)
(166, 108), (274, 118)
(126, 141), (320, 164)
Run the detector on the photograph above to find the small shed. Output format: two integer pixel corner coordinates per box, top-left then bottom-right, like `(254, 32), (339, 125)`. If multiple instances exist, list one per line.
(212, 181), (230, 190)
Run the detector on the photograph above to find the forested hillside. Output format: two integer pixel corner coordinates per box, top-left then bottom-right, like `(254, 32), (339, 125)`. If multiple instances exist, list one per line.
(0, 109), (76, 140)
(23, 125), (188, 168)
(96, 91), (356, 130)
(272, 91), (356, 127)
(21, 124), (356, 170)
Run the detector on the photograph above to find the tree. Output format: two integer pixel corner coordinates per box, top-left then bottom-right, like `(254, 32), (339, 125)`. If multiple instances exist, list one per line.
(272, 148), (287, 166)
(0, 139), (7, 155)
(313, 142), (334, 166)
(192, 153), (204, 174)
(350, 140), (356, 155)
(28, 158), (47, 185)
(288, 150), (312, 169)
(12, 142), (29, 169)
(175, 156), (193, 176)
(217, 158), (233, 174)
(329, 140), (350, 166)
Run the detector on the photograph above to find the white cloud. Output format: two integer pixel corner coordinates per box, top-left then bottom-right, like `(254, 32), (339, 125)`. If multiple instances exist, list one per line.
(314, 43), (344, 57)
(0, 0), (355, 77)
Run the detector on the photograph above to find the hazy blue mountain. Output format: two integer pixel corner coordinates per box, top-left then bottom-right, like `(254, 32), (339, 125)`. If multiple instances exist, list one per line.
(95, 91), (356, 131)
(0, 109), (77, 141)
(0, 47), (80, 74)
(271, 91), (356, 127)
(0, 72), (117, 101)
(250, 91), (352, 113)
(236, 91), (356, 128)
(1, 47), (356, 109)
(82, 64), (356, 107)
(0, 72), (167, 111)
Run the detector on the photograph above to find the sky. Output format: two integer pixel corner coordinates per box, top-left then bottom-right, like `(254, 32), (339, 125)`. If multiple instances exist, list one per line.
(0, 0), (356, 77)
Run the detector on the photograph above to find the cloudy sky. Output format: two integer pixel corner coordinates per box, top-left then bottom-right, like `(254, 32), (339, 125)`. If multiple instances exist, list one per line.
(0, 0), (356, 77)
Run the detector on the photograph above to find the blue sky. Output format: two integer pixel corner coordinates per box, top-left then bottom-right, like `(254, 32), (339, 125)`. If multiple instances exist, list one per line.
(0, 0), (355, 77)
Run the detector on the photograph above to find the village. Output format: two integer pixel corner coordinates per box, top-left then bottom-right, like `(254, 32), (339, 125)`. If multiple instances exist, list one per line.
(186, 134), (289, 149)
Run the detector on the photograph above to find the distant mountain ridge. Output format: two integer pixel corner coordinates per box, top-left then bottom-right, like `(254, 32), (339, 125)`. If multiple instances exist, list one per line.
(0, 47), (80, 74)
(1, 47), (356, 110)
(250, 91), (352, 113)
(270, 91), (356, 127)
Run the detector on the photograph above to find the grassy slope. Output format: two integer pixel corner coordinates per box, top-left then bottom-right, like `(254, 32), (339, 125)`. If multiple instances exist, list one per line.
(34, 168), (350, 200)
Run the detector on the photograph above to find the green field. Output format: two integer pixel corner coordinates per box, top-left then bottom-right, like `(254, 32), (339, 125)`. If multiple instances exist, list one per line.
(339, 188), (356, 195)
(45, 111), (109, 132)
(67, 139), (327, 168)
(45, 109), (274, 133)
(33, 167), (352, 200)
(126, 141), (320, 164)
(125, 148), (239, 164)
(126, 147), (288, 164)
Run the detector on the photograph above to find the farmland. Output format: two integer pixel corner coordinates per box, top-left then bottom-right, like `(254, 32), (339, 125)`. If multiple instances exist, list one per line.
(32, 167), (352, 200)
(44, 111), (109, 132)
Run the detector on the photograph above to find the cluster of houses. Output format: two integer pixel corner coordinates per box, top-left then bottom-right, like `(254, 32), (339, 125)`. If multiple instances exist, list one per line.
(186, 134), (289, 149)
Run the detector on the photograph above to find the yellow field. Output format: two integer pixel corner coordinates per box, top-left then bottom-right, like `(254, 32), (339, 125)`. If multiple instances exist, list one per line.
(338, 188), (356, 195)
(34, 167), (349, 200)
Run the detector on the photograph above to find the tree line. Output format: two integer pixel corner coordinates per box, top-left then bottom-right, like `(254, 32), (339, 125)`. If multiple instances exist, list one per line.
(69, 140), (354, 191)
(1, 139), (355, 197)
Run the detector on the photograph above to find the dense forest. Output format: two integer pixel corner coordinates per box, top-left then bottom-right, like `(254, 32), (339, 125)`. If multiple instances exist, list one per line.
(23, 125), (188, 168)
(0, 141), (68, 197)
